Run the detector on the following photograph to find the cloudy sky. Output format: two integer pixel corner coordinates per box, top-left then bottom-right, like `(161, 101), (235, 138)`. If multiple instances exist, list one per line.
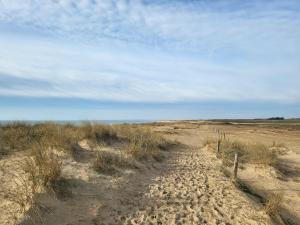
(0, 0), (299, 120)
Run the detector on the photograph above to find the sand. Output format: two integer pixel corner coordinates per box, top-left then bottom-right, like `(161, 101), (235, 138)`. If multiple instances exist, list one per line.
(101, 146), (270, 225)
(2, 147), (270, 225)
(2, 121), (300, 224)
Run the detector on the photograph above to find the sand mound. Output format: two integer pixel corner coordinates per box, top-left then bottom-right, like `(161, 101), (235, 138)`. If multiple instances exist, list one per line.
(1, 132), (272, 225)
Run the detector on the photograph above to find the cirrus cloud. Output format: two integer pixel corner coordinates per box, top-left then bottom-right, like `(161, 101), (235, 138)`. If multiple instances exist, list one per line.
(0, 0), (299, 105)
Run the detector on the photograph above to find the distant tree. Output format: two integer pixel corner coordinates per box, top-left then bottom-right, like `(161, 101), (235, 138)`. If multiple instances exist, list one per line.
(267, 117), (284, 120)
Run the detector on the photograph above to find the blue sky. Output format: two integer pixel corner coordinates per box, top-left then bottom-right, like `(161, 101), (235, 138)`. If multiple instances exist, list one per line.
(0, 0), (299, 120)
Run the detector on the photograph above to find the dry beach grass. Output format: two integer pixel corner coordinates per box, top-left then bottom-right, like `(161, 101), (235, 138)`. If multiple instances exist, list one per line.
(0, 120), (299, 224)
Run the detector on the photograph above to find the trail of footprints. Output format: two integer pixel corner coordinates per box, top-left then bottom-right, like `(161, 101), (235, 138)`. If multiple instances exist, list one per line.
(99, 150), (269, 225)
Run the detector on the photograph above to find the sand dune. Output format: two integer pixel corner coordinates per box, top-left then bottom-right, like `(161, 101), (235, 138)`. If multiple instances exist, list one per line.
(2, 121), (300, 224)
(8, 146), (269, 225)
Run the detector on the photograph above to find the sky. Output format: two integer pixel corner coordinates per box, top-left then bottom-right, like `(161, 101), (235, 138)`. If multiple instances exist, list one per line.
(0, 0), (300, 120)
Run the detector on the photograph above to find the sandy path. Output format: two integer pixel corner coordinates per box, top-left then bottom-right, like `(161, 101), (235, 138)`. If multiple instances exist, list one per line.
(3, 122), (298, 225)
(17, 145), (271, 225)
(94, 147), (271, 225)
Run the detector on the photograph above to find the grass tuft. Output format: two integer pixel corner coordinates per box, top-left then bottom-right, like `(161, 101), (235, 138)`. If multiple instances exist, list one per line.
(202, 137), (215, 147)
(264, 192), (284, 224)
(23, 143), (62, 194)
(214, 139), (278, 167)
(121, 127), (170, 161)
(82, 123), (118, 147)
(93, 151), (135, 174)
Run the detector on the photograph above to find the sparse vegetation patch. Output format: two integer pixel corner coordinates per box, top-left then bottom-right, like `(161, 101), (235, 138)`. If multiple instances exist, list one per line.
(205, 137), (279, 168)
(121, 127), (170, 161)
(25, 143), (62, 194)
(264, 192), (283, 219)
(93, 151), (136, 174)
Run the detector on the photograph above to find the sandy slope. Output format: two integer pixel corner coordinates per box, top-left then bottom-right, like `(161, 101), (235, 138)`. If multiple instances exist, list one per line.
(161, 121), (300, 224)
(2, 121), (287, 225)
(100, 146), (270, 225)
(15, 145), (270, 225)
(3, 121), (300, 224)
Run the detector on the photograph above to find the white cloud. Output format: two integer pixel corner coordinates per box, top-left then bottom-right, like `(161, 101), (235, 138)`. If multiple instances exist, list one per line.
(0, 0), (299, 53)
(0, 0), (299, 103)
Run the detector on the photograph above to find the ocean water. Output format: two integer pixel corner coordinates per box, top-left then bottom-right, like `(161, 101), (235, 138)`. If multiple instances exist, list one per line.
(0, 120), (155, 126)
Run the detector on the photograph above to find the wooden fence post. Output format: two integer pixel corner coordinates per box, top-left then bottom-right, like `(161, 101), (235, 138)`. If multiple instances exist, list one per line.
(233, 152), (238, 180)
(216, 139), (221, 158)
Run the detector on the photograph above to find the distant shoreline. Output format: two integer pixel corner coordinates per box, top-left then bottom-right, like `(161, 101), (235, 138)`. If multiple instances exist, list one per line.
(0, 118), (299, 126)
(0, 120), (155, 125)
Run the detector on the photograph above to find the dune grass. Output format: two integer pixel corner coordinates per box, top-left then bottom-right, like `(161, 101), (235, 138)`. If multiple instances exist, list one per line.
(0, 122), (119, 153)
(202, 137), (215, 147)
(93, 151), (117, 174)
(93, 151), (136, 174)
(0, 122), (124, 223)
(24, 143), (63, 194)
(92, 126), (174, 173)
(0, 122), (82, 153)
(0, 122), (174, 177)
(117, 126), (170, 161)
(0, 122), (175, 196)
(81, 123), (118, 147)
(204, 137), (279, 168)
(220, 140), (278, 167)
(0, 142), (66, 225)
(264, 192), (283, 220)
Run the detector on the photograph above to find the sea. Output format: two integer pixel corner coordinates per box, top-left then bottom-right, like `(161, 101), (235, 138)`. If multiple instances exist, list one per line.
(0, 120), (156, 126)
